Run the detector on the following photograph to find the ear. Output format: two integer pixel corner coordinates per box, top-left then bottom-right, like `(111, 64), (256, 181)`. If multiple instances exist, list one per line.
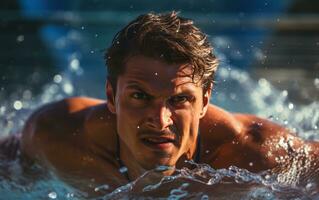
(106, 80), (116, 114)
(200, 83), (212, 118)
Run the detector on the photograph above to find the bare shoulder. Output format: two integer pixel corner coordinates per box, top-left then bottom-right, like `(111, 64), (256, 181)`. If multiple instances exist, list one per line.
(20, 96), (116, 164)
(19, 96), (126, 189)
(200, 104), (318, 172)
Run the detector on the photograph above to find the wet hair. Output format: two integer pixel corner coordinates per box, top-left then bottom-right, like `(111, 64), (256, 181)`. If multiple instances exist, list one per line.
(105, 11), (218, 92)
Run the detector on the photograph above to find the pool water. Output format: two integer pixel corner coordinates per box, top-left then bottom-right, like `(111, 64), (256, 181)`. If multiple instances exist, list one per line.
(0, 41), (319, 199)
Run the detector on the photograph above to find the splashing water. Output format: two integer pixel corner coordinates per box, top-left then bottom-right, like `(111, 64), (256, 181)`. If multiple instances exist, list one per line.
(0, 50), (319, 199)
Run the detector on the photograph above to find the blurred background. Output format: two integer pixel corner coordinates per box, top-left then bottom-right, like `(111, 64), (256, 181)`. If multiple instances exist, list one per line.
(0, 0), (318, 106)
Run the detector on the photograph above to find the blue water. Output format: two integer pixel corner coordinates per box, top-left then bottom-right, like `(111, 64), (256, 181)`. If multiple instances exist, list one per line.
(1, 45), (319, 199)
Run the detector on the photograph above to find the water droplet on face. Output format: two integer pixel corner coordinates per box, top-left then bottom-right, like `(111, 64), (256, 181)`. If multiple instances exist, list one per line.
(48, 191), (57, 199)
(94, 184), (109, 192)
(201, 194), (209, 200)
(119, 166), (128, 173)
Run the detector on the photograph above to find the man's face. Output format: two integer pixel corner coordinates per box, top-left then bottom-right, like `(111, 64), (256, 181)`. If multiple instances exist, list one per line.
(107, 55), (211, 170)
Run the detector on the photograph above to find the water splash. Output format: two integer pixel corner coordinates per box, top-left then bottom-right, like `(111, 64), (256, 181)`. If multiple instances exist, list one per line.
(103, 161), (318, 199)
(0, 44), (319, 199)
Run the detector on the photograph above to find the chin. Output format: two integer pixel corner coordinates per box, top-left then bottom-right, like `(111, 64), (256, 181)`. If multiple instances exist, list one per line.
(141, 156), (176, 170)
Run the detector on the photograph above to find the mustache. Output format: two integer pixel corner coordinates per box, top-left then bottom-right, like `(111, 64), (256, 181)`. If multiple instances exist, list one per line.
(137, 126), (178, 138)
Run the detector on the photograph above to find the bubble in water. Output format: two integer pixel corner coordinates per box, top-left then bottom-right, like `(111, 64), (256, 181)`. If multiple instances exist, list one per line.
(48, 191), (57, 199)
(13, 101), (23, 110)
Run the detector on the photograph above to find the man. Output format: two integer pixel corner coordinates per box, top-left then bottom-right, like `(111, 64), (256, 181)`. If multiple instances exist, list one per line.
(1, 11), (318, 195)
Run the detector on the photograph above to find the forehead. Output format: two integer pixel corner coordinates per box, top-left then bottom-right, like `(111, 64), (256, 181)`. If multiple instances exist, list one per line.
(118, 56), (201, 92)
(118, 55), (200, 91)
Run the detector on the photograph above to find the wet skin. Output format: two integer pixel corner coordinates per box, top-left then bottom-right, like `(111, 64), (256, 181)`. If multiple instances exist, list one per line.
(2, 55), (318, 194)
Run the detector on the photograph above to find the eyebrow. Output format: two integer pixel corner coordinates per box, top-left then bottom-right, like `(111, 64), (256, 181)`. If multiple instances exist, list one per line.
(125, 80), (198, 96)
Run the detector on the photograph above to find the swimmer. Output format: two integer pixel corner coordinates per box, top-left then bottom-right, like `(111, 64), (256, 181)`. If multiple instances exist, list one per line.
(1, 11), (318, 194)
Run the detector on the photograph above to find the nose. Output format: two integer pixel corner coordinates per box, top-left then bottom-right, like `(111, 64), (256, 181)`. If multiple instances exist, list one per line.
(145, 101), (173, 130)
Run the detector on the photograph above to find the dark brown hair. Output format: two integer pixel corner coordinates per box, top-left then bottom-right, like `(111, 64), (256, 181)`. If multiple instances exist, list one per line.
(105, 11), (218, 92)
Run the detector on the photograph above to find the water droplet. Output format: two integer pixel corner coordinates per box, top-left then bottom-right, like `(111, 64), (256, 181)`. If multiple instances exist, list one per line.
(90, 50), (95, 54)
(288, 103), (294, 110)
(81, 26), (85, 30)
(16, 35), (24, 42)
(94, 184), (109, 192)
(314, 78), (319, 89)
(70, 59), (80, 70)
(63, 83), (74, 95)
(13, 101), (23, 110)
(22, 90), (32, 100)
(48, 191), (57, 199)
(66, 193), (74, 198)
(53, 74), (62, 83)
(282, 90), (288, 97)
(119, 166), (128, 173)
(201, 194), (209, 200)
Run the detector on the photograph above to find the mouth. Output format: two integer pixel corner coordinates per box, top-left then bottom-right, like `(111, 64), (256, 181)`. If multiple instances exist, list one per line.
(141, 136), (176, 151)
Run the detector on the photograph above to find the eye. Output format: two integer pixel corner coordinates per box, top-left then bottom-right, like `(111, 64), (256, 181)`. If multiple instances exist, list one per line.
(168, 95), (189, 105)
(130, 91), (150, 100)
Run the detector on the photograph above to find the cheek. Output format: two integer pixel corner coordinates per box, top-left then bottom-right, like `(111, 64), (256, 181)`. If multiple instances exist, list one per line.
(116, 100), (143, 137)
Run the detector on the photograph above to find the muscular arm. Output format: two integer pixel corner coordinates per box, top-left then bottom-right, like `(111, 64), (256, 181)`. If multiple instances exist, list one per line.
(201, 104), (319, 173)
